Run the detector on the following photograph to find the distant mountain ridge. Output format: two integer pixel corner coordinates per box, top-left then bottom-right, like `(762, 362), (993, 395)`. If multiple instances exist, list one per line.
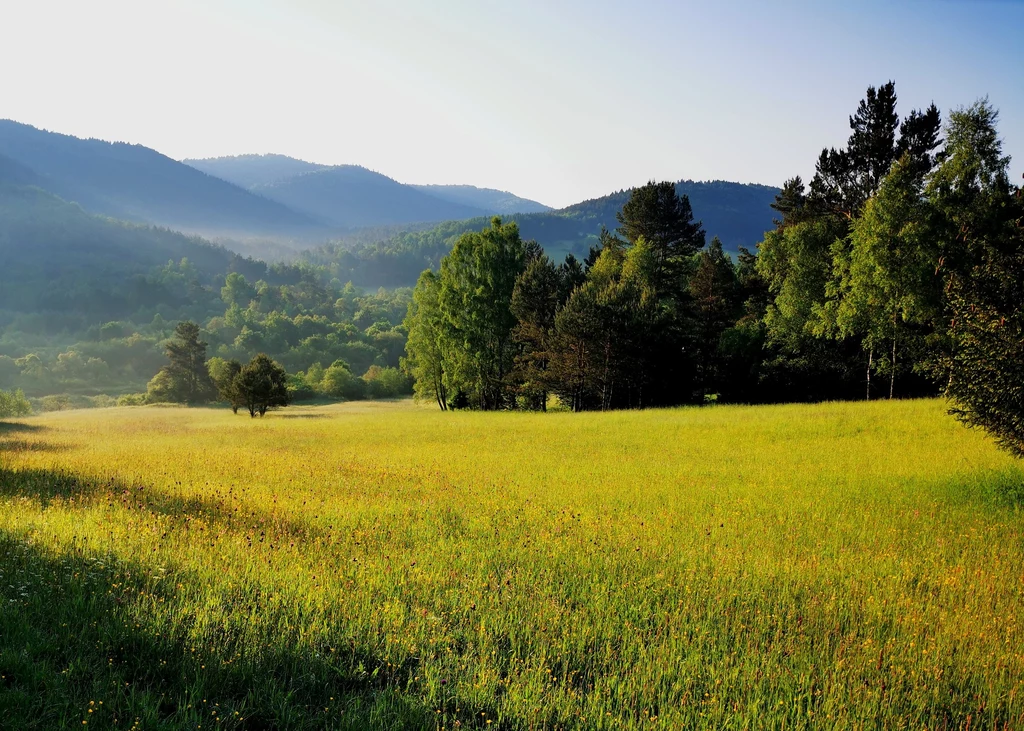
(303, 179), (781, 287)
(0, 121), (320, 240)
(184, 154), (325, 189)
(411, 184), (551, 215)
(0, 182), (235, 318)
(185, 154), (553, 219)
(251, 165), (491, 228)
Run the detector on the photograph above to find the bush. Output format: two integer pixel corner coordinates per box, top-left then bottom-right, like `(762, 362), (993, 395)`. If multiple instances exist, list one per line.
(116, 393), (147, 407)
(39, 394), (72, 412)
(321, 361), (366, 401)
(363, 365), (413, 399)
(0, 388), (32, 417)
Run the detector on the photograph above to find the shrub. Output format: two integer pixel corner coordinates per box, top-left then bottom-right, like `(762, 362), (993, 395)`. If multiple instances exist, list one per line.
(0, 388), (32, 418)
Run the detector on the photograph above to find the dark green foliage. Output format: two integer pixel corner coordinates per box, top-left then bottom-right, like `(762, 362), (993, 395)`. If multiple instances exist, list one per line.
(148, 322), (216, 405)
(616, 180), (706, 294)
(234, 354), (290, 417)
(510, 255), (564, 409)
(809, 82), (942, 218)
(929, 102), (1024, 456)
(208, 357), (244, 413)
(690, 238), (740, 399)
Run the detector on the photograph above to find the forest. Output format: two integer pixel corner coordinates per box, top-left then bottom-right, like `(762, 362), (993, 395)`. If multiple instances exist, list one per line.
(403, 84), (1024, 454)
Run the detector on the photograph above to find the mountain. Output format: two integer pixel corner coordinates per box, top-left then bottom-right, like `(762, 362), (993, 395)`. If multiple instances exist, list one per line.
(184, 154), (325, 189)
(0, 183), (243, 319)
(187, 155), (552, 219)
(303, 180), (781, 287)
(532, 179), (781, 257)
(251, 166), (491, 229)
(0, 121), (321, 239)
(410, 184), (552, 215)
(0, 153), (44, 187)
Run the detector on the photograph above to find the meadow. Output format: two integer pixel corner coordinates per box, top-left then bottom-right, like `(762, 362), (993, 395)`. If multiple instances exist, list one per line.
(0, 399), (1022, 729)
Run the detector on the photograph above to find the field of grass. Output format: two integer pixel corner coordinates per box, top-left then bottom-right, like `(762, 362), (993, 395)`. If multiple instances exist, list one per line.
(0, 399), (1022, 729)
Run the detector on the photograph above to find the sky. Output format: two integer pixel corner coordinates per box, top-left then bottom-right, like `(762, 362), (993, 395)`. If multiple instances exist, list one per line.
(2, 0), (1022, 208)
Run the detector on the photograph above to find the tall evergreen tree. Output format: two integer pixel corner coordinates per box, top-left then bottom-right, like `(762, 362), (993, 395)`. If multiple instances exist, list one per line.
(689, 238), (740, 400)
(616, 181), (705, 294)
(149, 321), (215, 404)
(810, 82), (941, 219)
(510, 255), (562, 410)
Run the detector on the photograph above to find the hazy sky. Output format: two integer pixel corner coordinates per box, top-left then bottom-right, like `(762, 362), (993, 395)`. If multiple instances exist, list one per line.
(3, 0), (1022, 208)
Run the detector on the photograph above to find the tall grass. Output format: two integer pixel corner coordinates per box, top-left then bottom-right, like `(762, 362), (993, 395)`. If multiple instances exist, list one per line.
(0, 399), (1021, 729)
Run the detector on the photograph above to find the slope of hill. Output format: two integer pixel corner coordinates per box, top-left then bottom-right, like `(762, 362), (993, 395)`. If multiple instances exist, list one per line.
(186, 154), (553, 217)
(410, 184), (552, 214)
(0, 183), (235, 319)
(183, 154), (325, 189)
(303, 180), (780, 287)
(0, 121), (321, 238)
(252, 166), (491, 229)
(0, 153), (44, 187)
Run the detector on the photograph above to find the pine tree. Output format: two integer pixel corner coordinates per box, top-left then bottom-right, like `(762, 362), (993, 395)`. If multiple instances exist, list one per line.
(150, 321), (215, 405)
(616, 181), (705, 295)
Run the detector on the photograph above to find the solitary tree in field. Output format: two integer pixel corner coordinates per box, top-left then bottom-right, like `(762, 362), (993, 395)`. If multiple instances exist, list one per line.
(234, 354), (290, 417)
(148, 321), (216, 404)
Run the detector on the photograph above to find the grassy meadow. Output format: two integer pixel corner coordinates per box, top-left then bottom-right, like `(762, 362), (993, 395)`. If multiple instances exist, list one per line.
(0, 398), (1022, 729)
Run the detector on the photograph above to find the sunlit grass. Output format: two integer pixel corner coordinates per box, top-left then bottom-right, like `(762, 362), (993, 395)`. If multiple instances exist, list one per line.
(1, 398), (1022, 729)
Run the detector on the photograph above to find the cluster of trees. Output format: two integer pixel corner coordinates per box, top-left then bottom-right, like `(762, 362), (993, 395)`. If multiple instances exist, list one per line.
(403, 83), (1024, 456)
(0, 259), (412, 401)
(403, 203), (756, 411)
(0, 388), (31, 418)
(141, 321), (412, 415)
(146, 322), (289, 417)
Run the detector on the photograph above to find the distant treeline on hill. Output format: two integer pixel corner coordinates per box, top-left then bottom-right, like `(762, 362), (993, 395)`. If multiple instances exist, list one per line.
(302, 180), (779, 287)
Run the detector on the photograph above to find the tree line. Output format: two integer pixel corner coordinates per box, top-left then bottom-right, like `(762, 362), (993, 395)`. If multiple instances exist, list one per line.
(403, 83), (1024, 457)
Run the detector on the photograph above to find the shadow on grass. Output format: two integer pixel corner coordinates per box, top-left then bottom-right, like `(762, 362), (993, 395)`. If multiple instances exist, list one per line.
(0, 422), (45, 435)
(0, 466), (512, 730)
(0, 528), (443, 730)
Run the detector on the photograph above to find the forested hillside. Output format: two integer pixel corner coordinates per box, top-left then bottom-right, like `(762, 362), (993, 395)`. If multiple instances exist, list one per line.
(0, 121), (320, 238)
(188, 155), (552, 217)
(304, 180), (779, 287)
(0, 183), (410, 401)
(184, 154), (325, 189)
(251, 166), (490, 228)
(410, 184), (551, 214)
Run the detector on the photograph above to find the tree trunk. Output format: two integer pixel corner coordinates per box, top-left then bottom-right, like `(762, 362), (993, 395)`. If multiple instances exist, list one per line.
(890, 318), (897, 400)
(866, 347), (873, 401)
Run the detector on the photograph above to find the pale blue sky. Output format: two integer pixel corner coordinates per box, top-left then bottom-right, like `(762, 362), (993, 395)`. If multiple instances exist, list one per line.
(3, 0), (1022, 207)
